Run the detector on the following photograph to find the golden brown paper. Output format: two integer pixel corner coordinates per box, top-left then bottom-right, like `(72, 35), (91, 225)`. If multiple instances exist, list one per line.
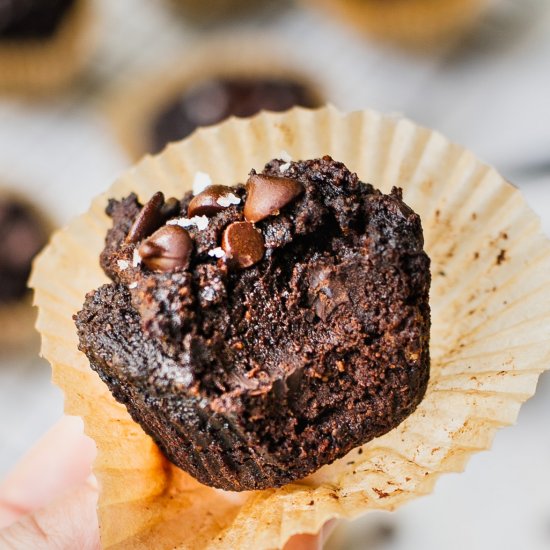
(31, 107), (550, 549)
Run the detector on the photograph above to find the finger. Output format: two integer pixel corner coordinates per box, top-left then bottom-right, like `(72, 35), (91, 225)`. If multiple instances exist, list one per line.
(284, 519), (338, 550)
(284, 533), (322, 550)
(0, 478), (99, 550)
(0, 416), (96, 529)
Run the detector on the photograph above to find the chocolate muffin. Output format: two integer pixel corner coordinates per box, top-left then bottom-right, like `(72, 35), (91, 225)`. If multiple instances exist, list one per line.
(0, 193), (50, 351)
(0, 0), (76, 40)
(75, 156), (431, 491)
(150, 76), (320, 155)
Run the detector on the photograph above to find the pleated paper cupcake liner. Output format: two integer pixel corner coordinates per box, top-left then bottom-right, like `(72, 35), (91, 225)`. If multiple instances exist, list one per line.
(302, 0), (492, 48)
(31, 106), (550, 549)
(105, 36), (324, 161)
(0, 0), (95, 95)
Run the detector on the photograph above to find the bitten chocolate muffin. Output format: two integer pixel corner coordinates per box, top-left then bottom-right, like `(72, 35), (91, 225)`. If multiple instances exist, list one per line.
(150, 77), (320, 154)
(0, 0), (76, 40)
(75, 156), (431, 491)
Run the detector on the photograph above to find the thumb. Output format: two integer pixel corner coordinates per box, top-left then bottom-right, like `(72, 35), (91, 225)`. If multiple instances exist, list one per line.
(0, 478), (99, 550)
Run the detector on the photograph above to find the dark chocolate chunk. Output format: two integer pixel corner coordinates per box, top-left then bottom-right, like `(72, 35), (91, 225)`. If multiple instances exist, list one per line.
(0, 0), (75, 40)
(222, 221), (265, 269)
(244, 173), (304, 223)
(126, 192), (165, 244)
(138, 225), (193, 272)
(150, 77), (320, 154)
(0, 196), (49, 303)
(76, 156), (431, 492)
(188, 185), (235, 218)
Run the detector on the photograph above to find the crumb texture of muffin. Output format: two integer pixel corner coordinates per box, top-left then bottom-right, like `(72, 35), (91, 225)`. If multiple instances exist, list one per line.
(75, 156), (431, 491)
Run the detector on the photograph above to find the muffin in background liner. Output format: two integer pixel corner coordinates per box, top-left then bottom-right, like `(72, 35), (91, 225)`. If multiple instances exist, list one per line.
(166, 0), (281, 24)
(0, 190), (51, 352)
(302, 0), (493, 49)
(31, 106), (550, 549)
(0, 0), (95, 95)
(105, 39), (324, 161)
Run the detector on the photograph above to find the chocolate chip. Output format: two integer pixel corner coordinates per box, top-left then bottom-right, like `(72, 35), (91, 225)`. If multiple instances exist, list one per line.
(187, 185), (236, 218)
(222, 222), (265, 269)
(138, 225), (193, 272)
(160, 197), (181, 218)
(126, 192), (165, 243)
(244, 174), (304, 223)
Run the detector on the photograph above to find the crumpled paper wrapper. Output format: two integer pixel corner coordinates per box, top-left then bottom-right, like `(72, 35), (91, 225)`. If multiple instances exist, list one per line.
(302, 0), (492, 48)
(105, 36), (324, 161)
(31, 107), (550, 549)
(0, 0), (95, 94)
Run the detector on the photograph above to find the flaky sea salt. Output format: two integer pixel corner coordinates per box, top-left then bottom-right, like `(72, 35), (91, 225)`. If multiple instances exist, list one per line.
(167, 215), (209, 231)
(280, 150), (292, 162)
(128, 282), (138, 289)
(208, 247), (225, 259)
(216, 193), (240, 207)
(192, 171), (212, 195)
(279, 162), (291, 173)
(132, 249), (142, 267)
(117, 259), (129, 270)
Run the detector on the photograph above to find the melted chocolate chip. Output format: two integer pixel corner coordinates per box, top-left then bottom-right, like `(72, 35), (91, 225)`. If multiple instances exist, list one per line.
(222, 221), (265, 269)
(138, 225), (193, 272)
(126, 192), (165, 244)
(244, 174), (304, 223)
(188, 185), (235, 218)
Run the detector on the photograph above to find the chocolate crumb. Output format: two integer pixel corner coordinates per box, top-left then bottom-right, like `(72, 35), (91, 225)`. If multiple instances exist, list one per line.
(496, 249), (507, 265)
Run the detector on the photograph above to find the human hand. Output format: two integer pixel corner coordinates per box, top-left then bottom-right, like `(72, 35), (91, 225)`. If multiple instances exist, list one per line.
(0, 416), (334, 549)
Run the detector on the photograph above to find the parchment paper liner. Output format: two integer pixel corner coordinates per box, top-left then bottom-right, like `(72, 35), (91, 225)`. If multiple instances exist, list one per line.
(302, 0), (491, 48)
(0, 0), (94, 94)
(31, 107), (550, 549)
(106, 37), (324, 161)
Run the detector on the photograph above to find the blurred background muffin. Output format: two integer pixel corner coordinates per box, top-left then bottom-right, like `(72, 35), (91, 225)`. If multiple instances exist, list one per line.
(0, 191), (50, 352)
(0, 0), (95, 94)
(302, 0), (493, 48)
(107, 39), (323, 159)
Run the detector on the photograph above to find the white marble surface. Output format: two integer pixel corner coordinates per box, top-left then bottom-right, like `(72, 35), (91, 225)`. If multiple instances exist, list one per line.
(0, 1), (549, 548)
